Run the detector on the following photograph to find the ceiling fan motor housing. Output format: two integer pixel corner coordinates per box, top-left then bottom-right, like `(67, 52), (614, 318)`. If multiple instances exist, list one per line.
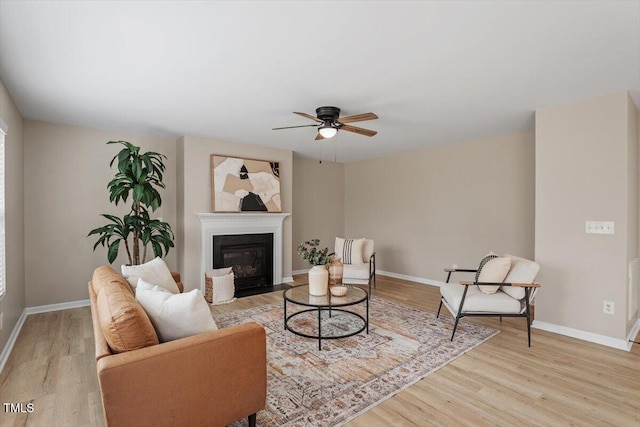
(316, 106), (341, 124)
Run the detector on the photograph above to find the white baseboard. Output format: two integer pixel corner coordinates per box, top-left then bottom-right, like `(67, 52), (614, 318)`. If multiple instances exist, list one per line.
(376, 270), (446, 288)
(0, 309), (27, 373)
(291, 268), (446, 288)
(25, 299), (90, 315)
(291, 269), (309, 276)
(282, 276), (294, 283)
(532, 319), (640, 351)
(627, 318), (640, 348)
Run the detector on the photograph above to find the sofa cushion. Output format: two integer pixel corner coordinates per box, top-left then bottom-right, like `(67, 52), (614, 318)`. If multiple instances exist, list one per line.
(477, 256), (511, 295)
(440, 282), (522, 314)
(136, 282), (218, 342)
(96, 281), (159, 353)
(502, 254), (540, 300)
(92, 265), (134, 296)
(335, 237), (365, 265)
(121, 257), (180, 293)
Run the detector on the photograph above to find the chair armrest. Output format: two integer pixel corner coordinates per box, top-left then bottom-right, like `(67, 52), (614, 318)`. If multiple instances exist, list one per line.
(444, 268), (477, 273)
(459, 280), (541, 288)
(97, 322), (266, 427)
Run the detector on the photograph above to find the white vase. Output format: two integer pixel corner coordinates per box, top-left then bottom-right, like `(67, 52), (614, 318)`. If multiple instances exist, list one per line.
(308, 265), (329, 296)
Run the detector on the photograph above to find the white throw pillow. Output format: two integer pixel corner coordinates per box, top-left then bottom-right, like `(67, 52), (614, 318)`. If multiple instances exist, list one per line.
(135, 282), (218, 342)
(477, 257), (511, 295)
(502, 254), (540, 300)
(121, 257), (180, 294)
(136, 278), (171, 294)
(335, 237), (365, 265)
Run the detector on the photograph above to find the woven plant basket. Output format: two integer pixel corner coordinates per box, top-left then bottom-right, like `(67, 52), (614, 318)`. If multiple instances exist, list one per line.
(204, 272), (236, 305)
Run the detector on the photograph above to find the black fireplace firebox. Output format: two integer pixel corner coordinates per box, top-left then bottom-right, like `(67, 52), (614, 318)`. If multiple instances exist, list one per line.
(212, 233), (273, 292)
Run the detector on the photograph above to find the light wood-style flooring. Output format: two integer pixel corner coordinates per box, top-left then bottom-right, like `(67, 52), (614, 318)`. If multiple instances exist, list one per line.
(1, 275), (639, 426)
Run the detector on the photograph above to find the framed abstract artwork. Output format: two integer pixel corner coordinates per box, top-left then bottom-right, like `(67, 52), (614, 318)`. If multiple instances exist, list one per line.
(211, 155), (281, 212)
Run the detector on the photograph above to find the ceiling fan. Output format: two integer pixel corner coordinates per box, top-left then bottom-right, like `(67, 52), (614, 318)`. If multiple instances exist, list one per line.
(272, 106), (378, 140)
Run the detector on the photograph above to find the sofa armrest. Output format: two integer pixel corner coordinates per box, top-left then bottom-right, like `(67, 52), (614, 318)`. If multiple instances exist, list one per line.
(170, 271), (184, 293)
(97, 322), (266, 427)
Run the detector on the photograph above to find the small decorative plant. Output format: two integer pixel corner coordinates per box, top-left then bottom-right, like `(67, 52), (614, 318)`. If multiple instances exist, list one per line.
(297, 239), (329, 266)
(88, 141), (174, 264)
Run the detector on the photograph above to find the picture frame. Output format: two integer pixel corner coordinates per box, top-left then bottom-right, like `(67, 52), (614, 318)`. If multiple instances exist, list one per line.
(210, 154), (281, 213)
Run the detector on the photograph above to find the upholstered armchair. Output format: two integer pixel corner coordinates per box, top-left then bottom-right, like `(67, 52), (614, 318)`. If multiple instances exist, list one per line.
(437, 253), (541, 346)
(334, 238), (376, 296)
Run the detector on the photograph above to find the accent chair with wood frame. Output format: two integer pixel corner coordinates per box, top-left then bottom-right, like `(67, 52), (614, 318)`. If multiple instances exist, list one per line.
(437, 254), (541, 346)
(333, 238), (376, 297)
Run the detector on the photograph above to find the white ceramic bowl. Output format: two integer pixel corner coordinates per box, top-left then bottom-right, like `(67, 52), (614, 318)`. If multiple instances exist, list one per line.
(330, 286), (348, 297)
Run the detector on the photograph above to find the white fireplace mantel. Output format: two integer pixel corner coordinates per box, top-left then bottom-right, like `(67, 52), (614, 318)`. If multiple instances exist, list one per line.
(195, 213), (291, 293)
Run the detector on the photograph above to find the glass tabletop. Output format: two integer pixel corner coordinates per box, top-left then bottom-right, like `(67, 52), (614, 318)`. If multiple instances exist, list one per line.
(283, 285), (367, 307)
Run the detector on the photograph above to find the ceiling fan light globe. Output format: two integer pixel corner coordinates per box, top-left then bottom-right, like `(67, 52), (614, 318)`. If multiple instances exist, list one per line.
(318, 126), (337, 138)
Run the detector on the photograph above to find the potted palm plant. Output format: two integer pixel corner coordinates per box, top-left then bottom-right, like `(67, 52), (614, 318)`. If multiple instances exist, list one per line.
(89, 140), (174, 264)
(297, 239), (329, 296)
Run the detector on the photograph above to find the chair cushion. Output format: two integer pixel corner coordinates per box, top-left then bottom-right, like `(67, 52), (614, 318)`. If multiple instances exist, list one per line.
(342, 263), (370, 280)
(477, 257), (511, 294)
(97, 281), (159, 353)
(335, 237), (365, 264)
(121, 257), (180, 294)
(440, 282), (522, 314)
(501, 254), (540, 300)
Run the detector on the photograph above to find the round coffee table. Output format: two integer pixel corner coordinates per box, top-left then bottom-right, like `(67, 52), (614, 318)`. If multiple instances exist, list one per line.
(283, 285), (369, 350)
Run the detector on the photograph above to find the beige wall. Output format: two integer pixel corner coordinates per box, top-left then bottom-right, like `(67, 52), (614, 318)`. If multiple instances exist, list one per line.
(345, 130), (535, 282)
(292, 157), (345, 271)
(177, 135), (293, 291)
(23, 121), (177, 306)
(535, 92), (633, 340)
(0, 79), (25, 355)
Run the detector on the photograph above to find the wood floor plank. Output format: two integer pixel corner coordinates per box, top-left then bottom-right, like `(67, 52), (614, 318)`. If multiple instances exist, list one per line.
(0, 275), (638, 426)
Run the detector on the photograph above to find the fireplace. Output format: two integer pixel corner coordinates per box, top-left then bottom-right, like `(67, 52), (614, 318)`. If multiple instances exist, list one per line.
(213, 233), (273, 291)
(196, 213), (290, 296)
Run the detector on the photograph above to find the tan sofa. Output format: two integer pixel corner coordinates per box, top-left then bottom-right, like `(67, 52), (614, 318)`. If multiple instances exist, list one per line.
(89, 266), (266, 427)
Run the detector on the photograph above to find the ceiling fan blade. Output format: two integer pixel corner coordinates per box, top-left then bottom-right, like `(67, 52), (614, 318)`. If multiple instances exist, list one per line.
(340, 124), (377, 137)
(338, 112), (378, 124)
(272, 124), (320, 130)
(315, 132), (325, 140)
(294, 112), (323, 123)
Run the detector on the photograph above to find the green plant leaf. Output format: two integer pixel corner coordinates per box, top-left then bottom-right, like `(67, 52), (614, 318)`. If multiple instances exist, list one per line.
(107, 239), (121, 264)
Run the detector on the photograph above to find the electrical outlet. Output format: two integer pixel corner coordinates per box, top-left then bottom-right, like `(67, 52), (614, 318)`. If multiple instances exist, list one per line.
(603, 300), (615, 315)
(586, 221), (615, 234)
(0, 312), (3, 330)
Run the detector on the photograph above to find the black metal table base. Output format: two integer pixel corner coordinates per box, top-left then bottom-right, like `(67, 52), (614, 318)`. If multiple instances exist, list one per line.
(284, 298), (369, 350)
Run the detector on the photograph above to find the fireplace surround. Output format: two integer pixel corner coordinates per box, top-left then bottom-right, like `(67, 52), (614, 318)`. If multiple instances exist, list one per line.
(196, 213), (290, 295)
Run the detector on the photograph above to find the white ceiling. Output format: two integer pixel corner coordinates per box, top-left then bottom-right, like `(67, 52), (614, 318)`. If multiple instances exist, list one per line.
(0, 1), (639, 162)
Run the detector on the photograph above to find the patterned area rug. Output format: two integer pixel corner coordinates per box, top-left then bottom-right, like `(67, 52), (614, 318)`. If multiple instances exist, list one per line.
(220, 296), (498, 427)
